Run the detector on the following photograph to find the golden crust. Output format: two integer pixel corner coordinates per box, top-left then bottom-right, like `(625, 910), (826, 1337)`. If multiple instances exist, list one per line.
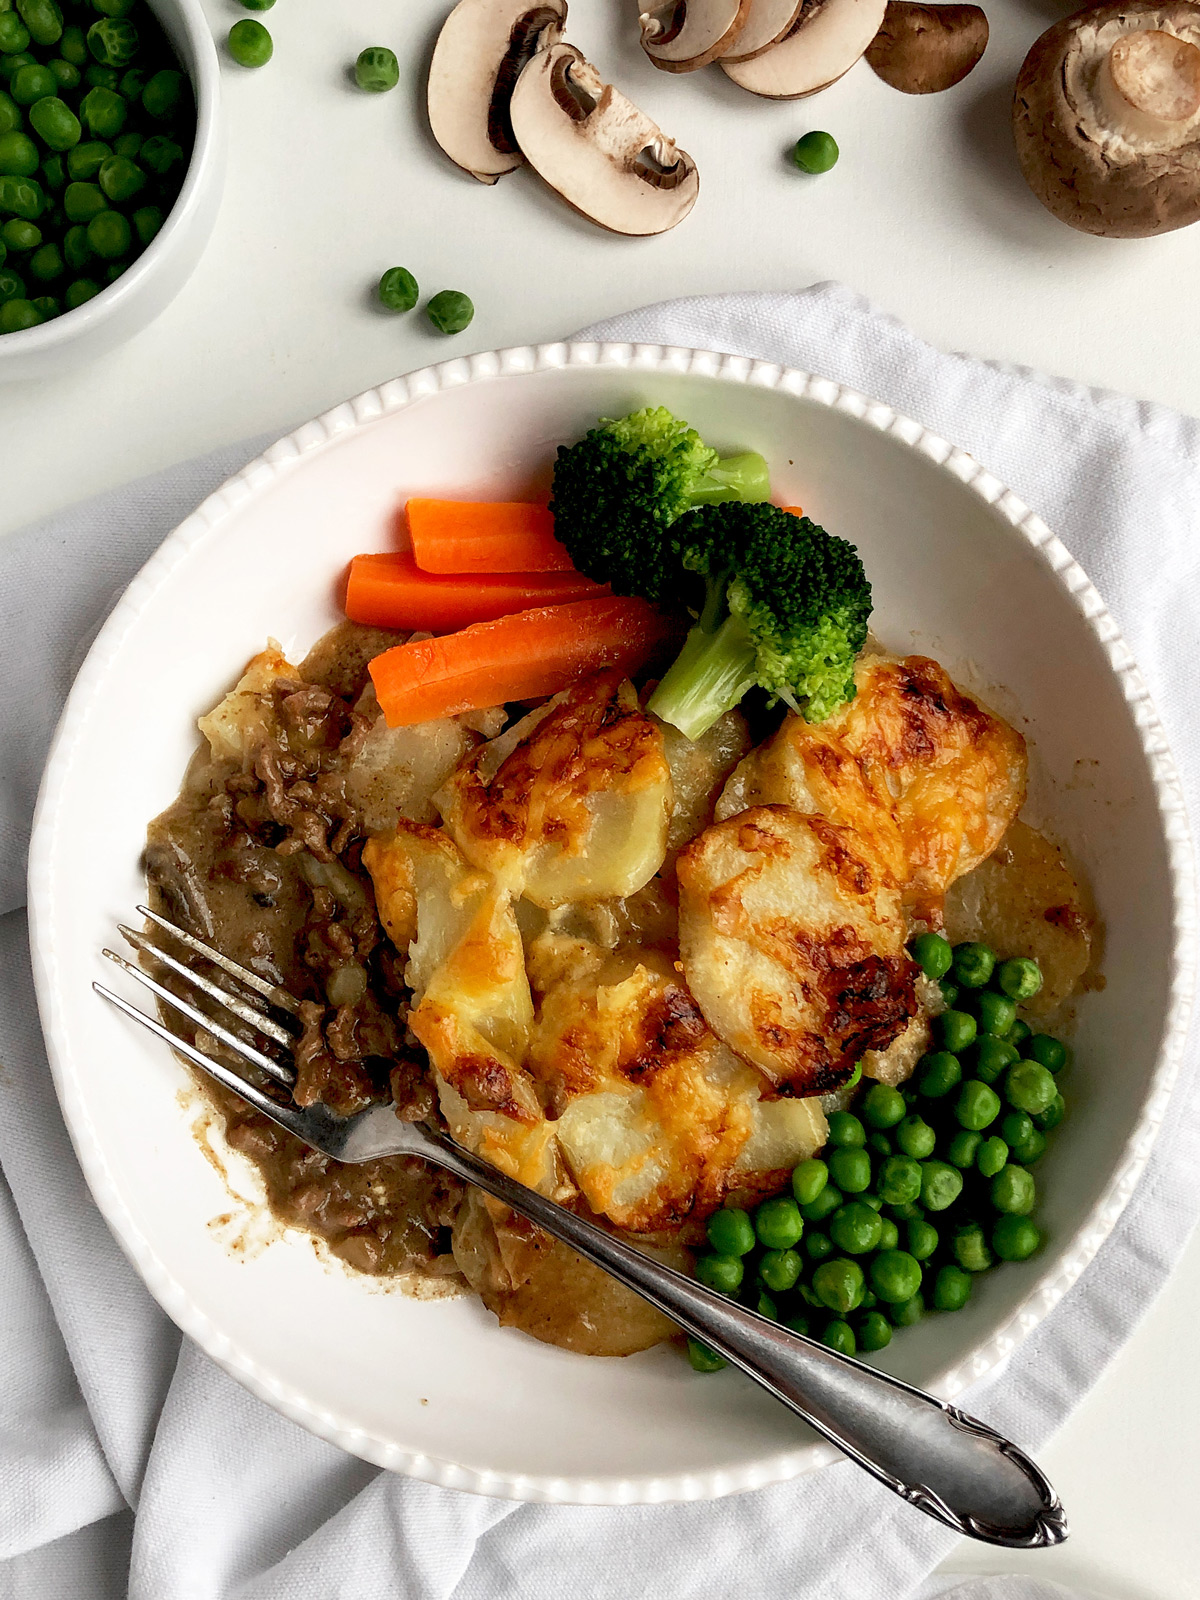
(677, 806), (919, 1095)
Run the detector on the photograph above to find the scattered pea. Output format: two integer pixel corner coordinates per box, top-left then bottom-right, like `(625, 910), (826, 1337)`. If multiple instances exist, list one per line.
(228, 19), (272, 68)
(792, 129), (838, 174)
(378, 264), (418, 313)
(426, 287), (473, 334)
(355, 45), (398, 93)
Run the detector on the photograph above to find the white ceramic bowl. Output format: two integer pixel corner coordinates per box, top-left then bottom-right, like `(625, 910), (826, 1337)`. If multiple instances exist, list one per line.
(0, 0), (222, 382)
(28, 343), (1194, 1504)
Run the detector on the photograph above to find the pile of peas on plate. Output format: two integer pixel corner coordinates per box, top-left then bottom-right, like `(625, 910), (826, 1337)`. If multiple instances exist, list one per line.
(688, 934), (1070, 1371)
(0, 0), (194, 334)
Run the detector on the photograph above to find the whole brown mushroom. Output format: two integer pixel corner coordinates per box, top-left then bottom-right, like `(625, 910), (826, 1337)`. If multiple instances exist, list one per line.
(1014, 0), (1200, 237)
(866, 1), (988, 93)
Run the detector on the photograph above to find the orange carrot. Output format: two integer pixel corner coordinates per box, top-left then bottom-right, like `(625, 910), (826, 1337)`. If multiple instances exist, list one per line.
(781, 504), (805, 517)
(345, 552), (609, 632)
(407, 499), (574, 574)
(369, 597), (677, 727)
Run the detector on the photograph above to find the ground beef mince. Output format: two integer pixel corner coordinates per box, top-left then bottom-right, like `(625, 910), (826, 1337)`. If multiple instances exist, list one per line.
(144, 623), (464, 1283)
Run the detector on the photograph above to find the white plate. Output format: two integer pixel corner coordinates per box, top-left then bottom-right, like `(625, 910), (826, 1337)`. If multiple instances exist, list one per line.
(28, 343), (1195, 1505)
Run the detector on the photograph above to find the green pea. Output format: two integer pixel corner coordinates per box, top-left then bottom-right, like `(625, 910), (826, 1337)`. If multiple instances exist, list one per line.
(11, 61), (56, 104)
(62, 218), (86, 265)
(92, 0), (137, 16)
(993, 1214), (1043, 1261)
(116, 66), (144, 101)
(792, 129), (838, 173)
(953, 1221), (994, 1273)
(88, 16), (137, 67)
(695, 1252), (744, 1294)
(101, 258), (123, 283)
(756, 1289), (778, 1320)
(991, 1164), (1036, 1215)
(1011, 1124), (1046, 1164)
(84, 63), (118, 91)
(918, 1050), (961, 1098)
(919, 1159), (963, 1212)
(829, 1201), (882, 1256)
(141, 67), (184, 119)
(911, 931), (952, 979)
(867, 1130), (893, 1160)
(355, 44), (398, 93)
(821, 1318), (855, 1354)
(792, 1157), (828, 1207)
(889, 1292), (925, 1327)
(68, 140), (110, 179)
(804, 1228), (834, 1261)
(27, 236), (59, 278)
(376, 264), (420, 314)
(0, 127), (37, 174)
(862, 1193), (883, 1212)
(29, 95), (80, 150)
(876, 1153), (921, 1206)
(1028, 1034), (1068, 1073)
(687, 1337), (726, 1372)
(895, 1115), (936, 1160)
(48, 57), (79, 89)
(827, 1112), (865, 1148)
(98, 152), (142, 200)
(976, 991), (1017, 1038)
(1, 212), (35, 246)
(758, 1247), (801, 1292)
(937, 1010), (977, 1054)
(0, 54), (36, 88)
(0, 89), (18, 133)
(0, 11), (29, 51)
(938, 977), (960, 1010)
(1007, 1018), (1031, 1048)
(784, 1312), (810, 1337)
(946, 1128), (981, 1169)
(972, 1034), (1019, 1085)
(15, 0), (62, 48)
(63, 178), (104, 219)
(39, 151), (64, 188)
(933, 1263), (973, 1310)
(872, 1215), (897, 1252)
(799, 1182), (842, 1222)
(1005, 1060), (1057, 1115)
(0, 171), (43, 216)
(952, 941), (995, 988)
(975, 1135), (1008, 1179)
(887, 1200), (923, 1222)
(842, 1061), (863, 1093)
(112, 130), (140, 158)
(812, 1256), (864, 1314)
(861, 1082), (905, 1129)
(85, 204), (128, 256)
(427, 287), (473, 334)
(956, 1078), (1001, 1132)
(870, 1249), (922, 1304)
(851, 1309), (888, 1352)
(240, 0), (275, 7)
(0, 289), (37, 327)
(706, 1206), (756, 1257)
(1033, 1093), (1065, 1133)
(138, 131), (181, 175)
(58, 21), (85, 64)
(228, 18), (271, 67)
(0, 262), (23, 297)
(997, 956), (1042, 1001)
(828, 1146), (871, 1195)
(1001, 1110), (1033, 1147)
(29, 290), (56, 316)
(906, 1218), (938, 1261)
(755, 1196), (805, 1250)
(79, 85), (126, 138)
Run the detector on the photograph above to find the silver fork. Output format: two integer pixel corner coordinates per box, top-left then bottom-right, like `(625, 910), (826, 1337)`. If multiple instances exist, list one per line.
(96, 905), (1066, 1548)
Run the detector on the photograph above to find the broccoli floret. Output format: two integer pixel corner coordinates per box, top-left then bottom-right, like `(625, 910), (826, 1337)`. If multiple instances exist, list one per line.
(549, 406), (770, 605)
(646, 502), (873, 741)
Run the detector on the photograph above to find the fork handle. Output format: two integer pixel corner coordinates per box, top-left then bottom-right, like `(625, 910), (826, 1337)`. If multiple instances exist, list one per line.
(411, 1124), (1065, 1547)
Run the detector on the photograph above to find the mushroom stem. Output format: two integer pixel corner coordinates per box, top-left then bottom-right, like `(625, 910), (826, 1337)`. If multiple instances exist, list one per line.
(1098, 28), (1200, 136)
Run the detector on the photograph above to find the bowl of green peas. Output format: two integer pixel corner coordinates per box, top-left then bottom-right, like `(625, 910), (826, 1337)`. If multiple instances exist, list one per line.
(0, 0), (221, 379)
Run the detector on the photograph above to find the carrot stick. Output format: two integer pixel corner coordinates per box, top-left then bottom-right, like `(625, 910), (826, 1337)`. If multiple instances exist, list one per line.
(407, 500), (574, 574)
(345, 552), (609, 632)
(369, 597), (677, 726)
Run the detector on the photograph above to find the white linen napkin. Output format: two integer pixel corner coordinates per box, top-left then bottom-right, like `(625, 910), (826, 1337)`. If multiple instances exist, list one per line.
(2, 283), (1197, 1600)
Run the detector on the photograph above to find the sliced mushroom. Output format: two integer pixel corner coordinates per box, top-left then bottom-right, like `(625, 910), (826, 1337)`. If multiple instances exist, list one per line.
(721, 0), (809, 62)
(508, 43), (700, 233)
(865, 1), (988, 93)
(1014, 0), (1200, 237)
(428, 0), (568, 184)
(721, 0), (888, 96)
(640, 0), (753, 71)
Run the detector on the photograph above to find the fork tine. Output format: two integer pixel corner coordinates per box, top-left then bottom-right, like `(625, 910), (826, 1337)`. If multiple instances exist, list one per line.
(94, 982), (312, 1140)
(136, 904), (302, 1016)
(101, 949), (296, 1087)
(118, 924), (296, 1048)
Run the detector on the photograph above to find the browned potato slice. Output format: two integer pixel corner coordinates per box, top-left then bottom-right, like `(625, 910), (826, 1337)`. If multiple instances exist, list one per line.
(943, 820), (1095, 1018)
(678, 806), (918, 1095)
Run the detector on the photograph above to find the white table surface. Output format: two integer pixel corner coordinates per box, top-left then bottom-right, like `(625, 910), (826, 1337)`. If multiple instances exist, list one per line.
(3, 0), (1199, 1591)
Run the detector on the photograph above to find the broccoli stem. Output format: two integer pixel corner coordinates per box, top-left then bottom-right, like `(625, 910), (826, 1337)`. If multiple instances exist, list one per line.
(690, 451), (771, 506)
(647, 607), (760, 742)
